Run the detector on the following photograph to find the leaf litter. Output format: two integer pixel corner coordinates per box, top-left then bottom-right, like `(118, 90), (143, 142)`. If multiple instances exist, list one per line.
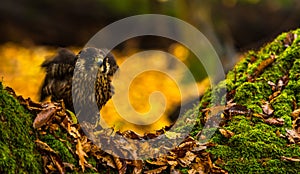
(6, 86), (226, 173)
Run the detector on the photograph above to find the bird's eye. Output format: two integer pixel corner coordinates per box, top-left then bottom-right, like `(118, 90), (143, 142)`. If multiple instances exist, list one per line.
(95, 57), (102, 63)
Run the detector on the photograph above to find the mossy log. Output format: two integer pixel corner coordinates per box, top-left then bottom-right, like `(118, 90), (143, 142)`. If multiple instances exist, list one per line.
(190, 28), (300, 173)
(1, 29), (300, 173)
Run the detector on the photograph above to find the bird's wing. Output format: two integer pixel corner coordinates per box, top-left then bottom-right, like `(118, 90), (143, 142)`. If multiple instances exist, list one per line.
(41, 48), (77, 78)
(40, 48), (76, 101)
(42, 48), (76, 67)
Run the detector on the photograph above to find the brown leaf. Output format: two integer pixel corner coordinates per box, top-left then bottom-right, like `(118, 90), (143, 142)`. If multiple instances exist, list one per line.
(50, 154), (65, 174)
(248, 54), (275, 81)
(192, 145), (207, 152)
(283, 32), (296, 47)
(80, 136), (91, 153)
(227, 104), (250, 116)
(276, 130), (285, 138)
(167, 151), (177, 160)
(215, 158), (225, 166)
(75, 140), (88, 172)
(219, 129), (234, 138)
(291, 109), (300, 120)
(46, 164), (56, 172)
(269, 91), (281, 102)
(267, 81), (276, 91)
(114, 157), (126, 174)
(211, 164), (228, 174)
(294, 118), (300, 134)
(33, 104), (57, 128)
(262, 102), (274, 116)
(144, 166), (168, 174)
(188, 157), (206, 174)
(146, 159), (167, 166)
(49, 123), (59, 132)
(264, 118), (284, 126)
(132, 160), (143, 174)
(67, 123), (81, 139)
(100, 154), (116, 169)
(178, 140), (195, 150)
(286, 129), (300, 143)
(35, 139), (58, 154)
(281, 156), (300, 162)
(167, 160), (178, 167)
(178, 151), (197, 167)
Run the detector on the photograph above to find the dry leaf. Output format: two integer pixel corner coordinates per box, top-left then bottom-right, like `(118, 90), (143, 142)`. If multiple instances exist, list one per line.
(144, 166), (168, 174)
(267, 81), (276, 91)
(46, 164), (56, 171)
(167, 160), (178, 167)
(264, 118), (284, 126)
(262, 102), (274, 116)
(281, 156), (300, 162)
(227, 104), (250, 116)
(33, 104), (57, 128)
(283, 32), (296, 47)
(219, 129), (235, 138)
(146, 159), (167, 166)
(35, 139), (58, 154)
(67, 123), (81, 139)
(100, 154), (116, 168)
(178, 151), (197, 167)
(114, 157), (126, 174)
(291, 109), (300, 119)
(248, 54), (275, 81)
(50, 154), (65, 174)
(132, 160), (143, 174)
(269, 91), (281, 102)
(189, 157), (206, 174)
(49, 123), (59, 132)
(286, 129), (300, 143)
(75, 140), (88, 172)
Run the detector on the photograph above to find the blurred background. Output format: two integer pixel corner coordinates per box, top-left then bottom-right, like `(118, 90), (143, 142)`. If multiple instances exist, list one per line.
(0, 0), (300, 134)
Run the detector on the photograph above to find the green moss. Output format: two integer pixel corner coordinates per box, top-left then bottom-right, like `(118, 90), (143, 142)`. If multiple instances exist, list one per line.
(191, 29), (300, 173)
(234, 82), (271, 113)
(208, 117), (300, 173)
(271, 90), (294, 118)
(0, 82), (42, 173)
(40, 133), (77, 164)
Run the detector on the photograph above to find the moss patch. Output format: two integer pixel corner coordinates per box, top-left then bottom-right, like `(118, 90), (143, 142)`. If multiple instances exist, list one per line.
(0, 82), (42, 173)
(192, 29), (300, 173)
(208, 116), (300, 173)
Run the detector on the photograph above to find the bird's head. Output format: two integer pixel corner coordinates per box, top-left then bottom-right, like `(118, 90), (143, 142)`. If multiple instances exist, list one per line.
(77, 47), (119, 76)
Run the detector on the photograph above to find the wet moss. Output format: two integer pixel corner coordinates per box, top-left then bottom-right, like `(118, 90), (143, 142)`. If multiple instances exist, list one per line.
(0, 82), (42, 173)
(192, 28), (300, 173)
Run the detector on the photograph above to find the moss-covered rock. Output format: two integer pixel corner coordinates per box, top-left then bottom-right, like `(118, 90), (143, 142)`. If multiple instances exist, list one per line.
(192, 29), (300, 173)
(0, 83), (43, 173)
(0, 83), (110, 173)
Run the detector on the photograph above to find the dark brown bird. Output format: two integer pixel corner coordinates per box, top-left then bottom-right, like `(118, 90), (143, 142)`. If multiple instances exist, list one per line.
(40, 47), (119, 125)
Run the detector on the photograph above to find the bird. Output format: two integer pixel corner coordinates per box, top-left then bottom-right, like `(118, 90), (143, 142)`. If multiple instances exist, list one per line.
(40, 47), (119, 126)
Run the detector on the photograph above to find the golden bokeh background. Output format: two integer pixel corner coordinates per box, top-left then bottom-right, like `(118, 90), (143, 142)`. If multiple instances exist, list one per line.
(0, 43), (209, 134)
